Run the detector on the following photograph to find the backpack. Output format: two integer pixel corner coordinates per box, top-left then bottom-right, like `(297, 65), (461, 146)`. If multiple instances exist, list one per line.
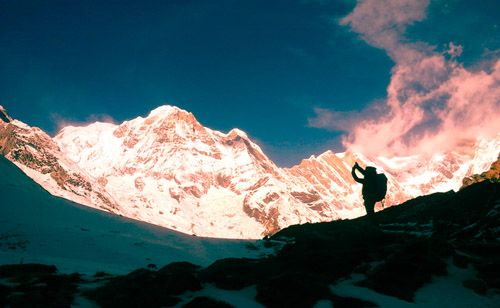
(373, 173), (388, 202)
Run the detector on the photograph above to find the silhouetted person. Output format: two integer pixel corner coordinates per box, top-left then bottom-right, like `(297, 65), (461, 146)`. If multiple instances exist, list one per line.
(351, 162), (387, 216)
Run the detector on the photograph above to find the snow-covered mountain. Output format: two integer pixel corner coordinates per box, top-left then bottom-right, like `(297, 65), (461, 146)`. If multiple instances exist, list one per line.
(288, 151), (409, 216)
(53, 106), (339, 238)
(1, 104), (498, 239)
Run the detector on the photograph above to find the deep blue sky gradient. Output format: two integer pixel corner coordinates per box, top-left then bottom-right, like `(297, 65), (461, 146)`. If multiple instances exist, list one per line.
(1, 0), (497, 166)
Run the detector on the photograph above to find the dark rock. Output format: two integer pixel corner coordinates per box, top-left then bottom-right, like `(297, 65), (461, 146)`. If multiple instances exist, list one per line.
(1, 272), (80, 308)
(93, 271), (111, 278)
(355, 239), (450, 302)
(330, 294), (378, 308)
(0, 284), (10, 307)
(0, 263), (57, 279)
(147, 263), (158, 269)
(256, 272), (331, 308)
(474, 262), (500, 290)
(156, 262), (202, 295)
(463, 279), (487, 295)
(158, 261), (200, 276)
(85, 262), (202, 308)
(200, 258), (272, 290)
(183, 296), (234, 308)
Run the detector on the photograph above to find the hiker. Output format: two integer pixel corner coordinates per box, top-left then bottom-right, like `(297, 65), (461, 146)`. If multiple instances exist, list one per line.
(351, 162), (387, 216)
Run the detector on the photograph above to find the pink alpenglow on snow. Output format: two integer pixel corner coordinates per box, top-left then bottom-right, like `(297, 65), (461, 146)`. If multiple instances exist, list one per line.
(1, 104), (498, 240)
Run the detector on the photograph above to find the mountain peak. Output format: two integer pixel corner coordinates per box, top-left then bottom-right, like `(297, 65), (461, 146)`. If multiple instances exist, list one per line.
(148, 105), (185, 117)
(226, 128), (248, 139)
(144, 105), (201, 128)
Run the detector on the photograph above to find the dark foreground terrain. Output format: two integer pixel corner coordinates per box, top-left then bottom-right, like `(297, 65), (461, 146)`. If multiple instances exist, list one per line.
(1, 181), (499, 307)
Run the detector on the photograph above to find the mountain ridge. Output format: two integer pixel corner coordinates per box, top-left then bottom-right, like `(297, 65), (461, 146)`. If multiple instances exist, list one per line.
(1, 104), (498, 238)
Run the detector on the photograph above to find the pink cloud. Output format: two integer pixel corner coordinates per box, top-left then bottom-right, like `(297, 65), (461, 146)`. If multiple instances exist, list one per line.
(343, 56), (500, 157)
(340, 0), (430, 63)
(311, 0), (500, 157)
(446, 42), (463, 58)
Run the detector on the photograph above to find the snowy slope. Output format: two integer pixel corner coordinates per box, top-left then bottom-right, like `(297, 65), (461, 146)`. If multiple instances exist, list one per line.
(0, 156), (273, 275)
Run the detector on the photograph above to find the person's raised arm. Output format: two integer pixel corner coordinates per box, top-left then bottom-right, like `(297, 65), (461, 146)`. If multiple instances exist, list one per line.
(355, 162), (366, 175)
(351, 163), (365, 183)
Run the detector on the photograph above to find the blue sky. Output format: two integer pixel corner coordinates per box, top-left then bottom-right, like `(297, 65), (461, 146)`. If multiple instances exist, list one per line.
(1, 0), (498, 166)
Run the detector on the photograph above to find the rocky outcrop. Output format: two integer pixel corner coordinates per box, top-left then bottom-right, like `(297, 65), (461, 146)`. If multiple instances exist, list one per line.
(462, 153), (500, 188)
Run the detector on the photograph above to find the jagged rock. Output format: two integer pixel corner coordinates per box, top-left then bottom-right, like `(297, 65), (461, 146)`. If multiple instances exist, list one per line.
(462, 153), (500, 188)
(0, 264), (80, 307)
(84, 262), (202, 308)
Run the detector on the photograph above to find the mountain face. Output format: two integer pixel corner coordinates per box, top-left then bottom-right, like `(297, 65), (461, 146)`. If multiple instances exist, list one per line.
(1, 105), (499, 238)
(52, 106), (339, 238)
(0, 106), (119, 212)
(288, 151), (410, 216)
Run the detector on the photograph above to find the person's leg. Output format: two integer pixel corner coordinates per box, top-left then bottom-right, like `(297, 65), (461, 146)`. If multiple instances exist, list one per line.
(364, 199), (378, 226)
(364, 199), (375, 216)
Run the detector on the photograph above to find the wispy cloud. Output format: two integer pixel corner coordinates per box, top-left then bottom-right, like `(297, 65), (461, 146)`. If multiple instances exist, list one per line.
(51, 113), (117, 134)
(310, 0), (500, 157)
(340, 0), (430, 63)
